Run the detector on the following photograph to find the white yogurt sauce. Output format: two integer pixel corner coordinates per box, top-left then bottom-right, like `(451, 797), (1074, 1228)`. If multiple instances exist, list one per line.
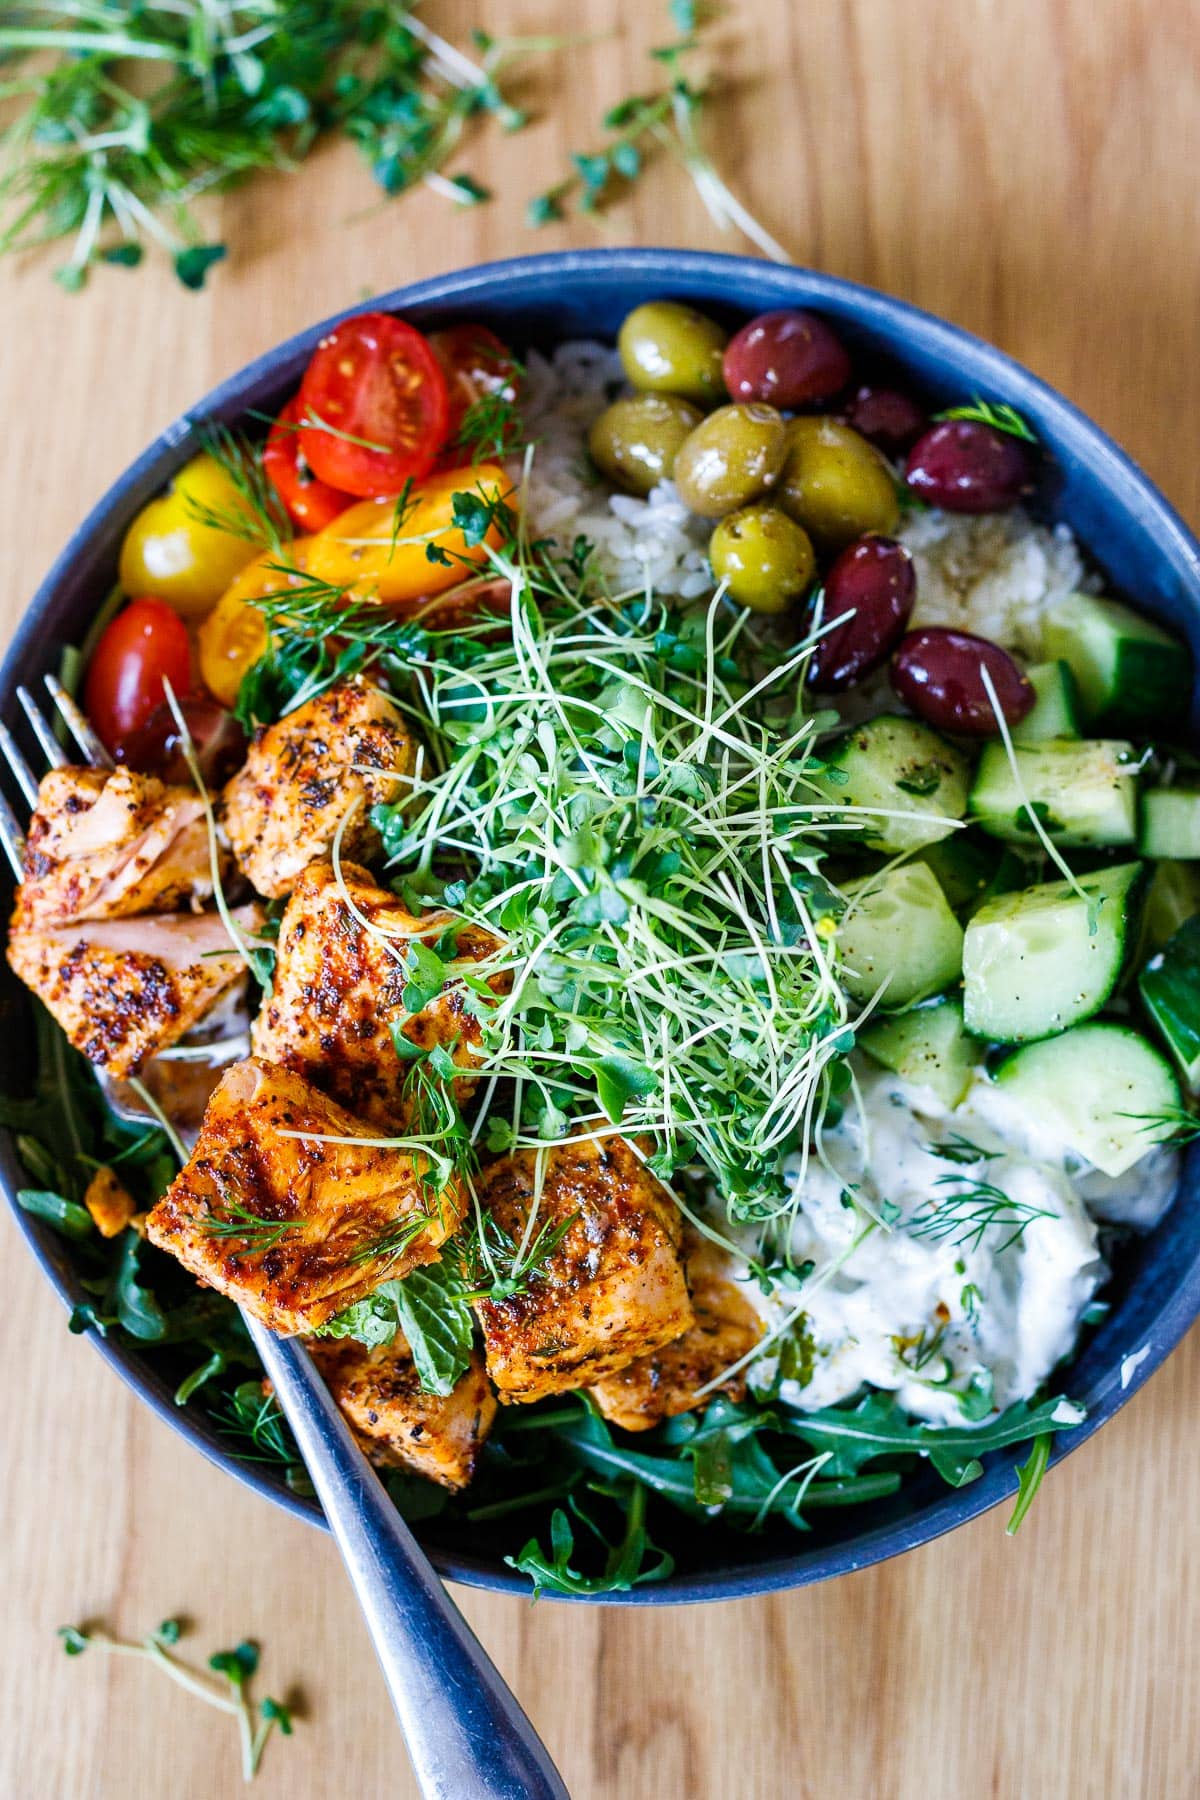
(732, 1061), (1180, 1428)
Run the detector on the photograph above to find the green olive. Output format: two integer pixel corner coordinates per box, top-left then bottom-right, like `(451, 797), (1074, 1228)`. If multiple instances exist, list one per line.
(617, 301), (729, 404)
(776, 416), (900, 550)
(587, 393), (704, 496)
(673, 404), (788, 518)
(709, 506), (816, 613)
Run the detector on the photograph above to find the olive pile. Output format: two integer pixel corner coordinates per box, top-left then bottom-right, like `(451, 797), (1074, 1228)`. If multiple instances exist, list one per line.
(587, 298), (1040, 733)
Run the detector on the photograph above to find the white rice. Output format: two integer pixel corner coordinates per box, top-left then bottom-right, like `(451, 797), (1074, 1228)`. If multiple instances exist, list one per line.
(519, 341), (1095, 652)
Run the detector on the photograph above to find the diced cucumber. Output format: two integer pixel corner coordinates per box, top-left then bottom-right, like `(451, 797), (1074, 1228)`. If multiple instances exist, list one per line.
(1139, 787), (1200, 860)
(992, 1022), (1181, 1177)
(839, 862), (964, 1009)
(962, 860), (1144, 1042)
(917, 834), (1002, 914)
(1041, 591), (1192, 730)
(1012, 660), (1081, 743)
(1140, 859), (1200, 954)
(968, 737), (1139, 848)
(860, 995), (980, 1107)
(814, 715), (971, 854)
(1141, 916), (1200, 1089)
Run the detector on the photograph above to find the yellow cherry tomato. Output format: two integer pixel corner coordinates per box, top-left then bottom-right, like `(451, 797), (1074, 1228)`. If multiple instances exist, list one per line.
(304, 463), (510, 606)
(118, 453), (264, 618)
(197, 539), (313, 707)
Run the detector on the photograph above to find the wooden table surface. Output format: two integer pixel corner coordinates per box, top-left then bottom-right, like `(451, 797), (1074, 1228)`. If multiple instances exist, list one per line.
(2, 2), (1199, 1795)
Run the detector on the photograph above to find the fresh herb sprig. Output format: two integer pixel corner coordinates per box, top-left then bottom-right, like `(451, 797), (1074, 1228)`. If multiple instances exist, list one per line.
(58, 1617), (293, 1781)
(933, 397), (1038, 443)
(910, 1175), (1055, 1255)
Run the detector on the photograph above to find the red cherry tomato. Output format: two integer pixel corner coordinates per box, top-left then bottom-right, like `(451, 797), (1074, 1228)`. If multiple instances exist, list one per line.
(83, 598), (193, 758)
(264, 396), (354, 532)
(297, 312), (450, 497)
(429, 324), (520, 450)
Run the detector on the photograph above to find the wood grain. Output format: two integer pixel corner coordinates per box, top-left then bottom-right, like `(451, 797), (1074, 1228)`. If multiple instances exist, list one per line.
(2, 2), (1199, 1795)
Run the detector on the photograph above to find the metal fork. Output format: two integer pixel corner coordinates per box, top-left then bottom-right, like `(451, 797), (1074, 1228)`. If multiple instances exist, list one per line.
(0, 675), (569, 1800)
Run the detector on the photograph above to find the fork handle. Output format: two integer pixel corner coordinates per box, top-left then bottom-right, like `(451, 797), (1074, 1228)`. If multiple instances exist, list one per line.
(244, 1319), (570, 1800)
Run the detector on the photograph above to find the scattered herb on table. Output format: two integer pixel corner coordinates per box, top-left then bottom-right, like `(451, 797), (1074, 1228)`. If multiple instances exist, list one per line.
(58, 1618), (294, 1782)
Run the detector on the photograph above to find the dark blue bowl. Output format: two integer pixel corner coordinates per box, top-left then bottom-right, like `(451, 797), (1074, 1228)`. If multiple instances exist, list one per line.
(4, 249), (1198, 1602)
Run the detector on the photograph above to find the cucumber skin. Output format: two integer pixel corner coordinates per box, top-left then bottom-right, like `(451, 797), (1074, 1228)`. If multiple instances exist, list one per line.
(1139, 860), (1200, 955)
(1140, 916), (1200, 1089)
(1139, 788), (1200, 861)
(1012, 660), (1081, 743)
(992, 1021), (1181, 1177)
(1042, 592), (1191, 730)
(968, 738), (1139, 848)
(962, 861), (1145, 1043)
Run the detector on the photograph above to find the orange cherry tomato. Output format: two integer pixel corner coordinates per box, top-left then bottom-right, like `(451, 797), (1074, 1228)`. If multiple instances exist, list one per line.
(197, 539), (313, 707)
(264, 397), (355, 533)
(84, 598), (193, 758)
(429, 324), (520, 454)
(297, 312), (450, 497)
(304, 464), (510, 607)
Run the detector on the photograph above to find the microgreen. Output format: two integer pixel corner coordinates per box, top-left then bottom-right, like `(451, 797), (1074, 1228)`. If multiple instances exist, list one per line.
(57, 1615), (294, 1780)
(933, 397), (1038, 444)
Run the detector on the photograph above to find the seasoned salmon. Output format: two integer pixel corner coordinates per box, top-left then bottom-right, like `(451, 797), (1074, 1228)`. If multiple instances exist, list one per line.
(251, 859), (505, 1130)
(221, 679), (418, 898)
(309, 1336), (497, 1489)
(589, 1231), (764, 1430)
(145, 1058), (465, 1335)
(474, 1134), (693, 1403)
(6, 904), (262, 1078)
(13, 765), (218, 929)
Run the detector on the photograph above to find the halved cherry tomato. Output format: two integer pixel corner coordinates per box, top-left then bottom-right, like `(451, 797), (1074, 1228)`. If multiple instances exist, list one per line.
(263, 397), (354, 533)
(429, 324), (520, 452)
(124, 696), (247, 786)
(83, 598), (193, 758)
(304, 464), (509, 607)
(197, 538), (314, 707)
(297, 312), (450, 498)
(117, 453), (262, 619)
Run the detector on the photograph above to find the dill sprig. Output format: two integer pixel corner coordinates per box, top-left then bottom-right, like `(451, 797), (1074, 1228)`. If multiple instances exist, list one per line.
(933, 397), (1038, 444)
(460, 1206), (578, 1304)
(189, 421), (291, 551)
(1122, 1103), (1200, 1146)
(910, 1175), (1054, 1254)
(202, 1189), (300, 1253)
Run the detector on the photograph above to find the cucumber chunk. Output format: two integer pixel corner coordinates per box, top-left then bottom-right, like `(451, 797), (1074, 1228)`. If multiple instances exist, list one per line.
(1139, 787), (1200, 861)
(860, 995), (980, 1107)
(1140, 858), (1200, 954)
(1041, 591), (1192, 730)
(1012, 660), (1081, 743)
(962, 860), (1144, 1042)
(992, 1022), (1181, 1177)
(814, 715), (971, 854)
(1140, 916), (1200, 1089)
(917, 834), (1003, 914)
(839, 862), (964, 1009)
(968, 738), (1139, 847)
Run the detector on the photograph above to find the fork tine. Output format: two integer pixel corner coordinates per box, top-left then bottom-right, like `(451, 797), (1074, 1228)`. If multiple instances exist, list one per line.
(44, 672), (112, 770)
(0, 786), (25, 877)
(0, 718), (41, 808)
(16, 685), (68, 771)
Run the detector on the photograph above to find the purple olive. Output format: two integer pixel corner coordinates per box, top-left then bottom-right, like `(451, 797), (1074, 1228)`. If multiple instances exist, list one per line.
(890, 627), (1035, 736)
(807, 534), (916, 691)
(904, 420), (1034, 512)
(842, 385), (927, 456)
(723, 309), (852, 410)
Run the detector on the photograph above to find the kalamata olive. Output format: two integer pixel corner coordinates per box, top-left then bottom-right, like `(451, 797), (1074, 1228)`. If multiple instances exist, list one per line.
(807, 534), (916, 690)
(842, 385), (927, 456)
(587, 393), (704, 495)
(904, 421), (1034, 513)
(722, 309), (852, 409)
(673, 403), (788, 517)
(124, 696), (247, 784)
(709, 505), (816, 613)
(617, 301), (729, 404)
(890, 627), (1036, 736)
(776, 416), (899, 550)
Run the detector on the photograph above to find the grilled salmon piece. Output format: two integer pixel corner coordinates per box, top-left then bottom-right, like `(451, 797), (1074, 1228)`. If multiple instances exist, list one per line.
(146, 1057), (465, 1335)
(251, 859), (504, 1130)
(6, 904), (262, 1078)
(309, 1336), (496, 1490)
(13, 765), (219, 929)
(589, 1231), (764, 1430)
(474, 1135), (693, 1404)
(221, 679), (418, 898)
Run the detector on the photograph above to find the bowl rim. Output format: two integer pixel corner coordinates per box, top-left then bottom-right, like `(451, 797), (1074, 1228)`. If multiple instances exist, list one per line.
(4, 246), (1199, 1604)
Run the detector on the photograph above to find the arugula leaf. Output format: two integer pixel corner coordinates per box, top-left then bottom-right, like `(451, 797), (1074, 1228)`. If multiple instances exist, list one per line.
(16, 1188), (93, 1242)
(1006, 1432), (1053, 1535)
(506, 1482), (673, 1600)
(776, 1391), (1082, 1487)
